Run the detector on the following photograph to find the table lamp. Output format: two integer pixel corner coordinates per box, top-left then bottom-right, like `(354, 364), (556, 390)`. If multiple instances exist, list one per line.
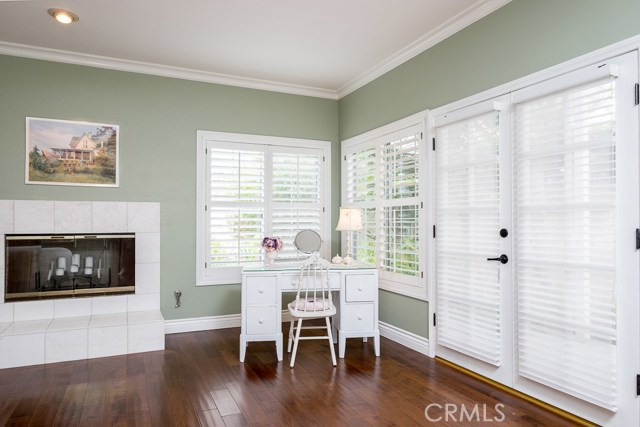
(335, 207), (363, 265)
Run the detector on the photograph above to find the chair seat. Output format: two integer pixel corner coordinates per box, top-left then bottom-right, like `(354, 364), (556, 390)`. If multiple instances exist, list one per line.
(289, 297), (332, 311)
(288, 298), (336, 317)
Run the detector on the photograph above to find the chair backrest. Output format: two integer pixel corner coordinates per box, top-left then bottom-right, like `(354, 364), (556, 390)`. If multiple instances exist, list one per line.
(292, 256), (333, 313)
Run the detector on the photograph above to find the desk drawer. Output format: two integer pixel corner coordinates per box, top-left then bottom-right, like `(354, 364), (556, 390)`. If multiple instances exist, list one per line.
(345, 274), (377, 302)
(280, 272), (340, 292)
(245, 276), (277, 304)
(341, 303), (375, 331)
(246, 306), (278, 335)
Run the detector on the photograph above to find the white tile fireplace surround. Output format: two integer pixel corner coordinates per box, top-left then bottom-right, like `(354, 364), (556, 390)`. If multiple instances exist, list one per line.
(0, 200), (164, 369)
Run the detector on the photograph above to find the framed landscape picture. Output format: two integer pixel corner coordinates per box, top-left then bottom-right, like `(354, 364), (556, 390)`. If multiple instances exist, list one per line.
(26, 117), (119, 187)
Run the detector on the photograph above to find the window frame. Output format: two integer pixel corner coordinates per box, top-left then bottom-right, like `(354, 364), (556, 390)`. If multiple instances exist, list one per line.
(196, 131), (331, 286)
(341, 111), (429, 300)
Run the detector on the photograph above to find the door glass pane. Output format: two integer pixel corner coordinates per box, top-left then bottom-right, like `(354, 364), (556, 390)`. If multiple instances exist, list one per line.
(514, 79), (617, 410)
(435, 110), (502, 365)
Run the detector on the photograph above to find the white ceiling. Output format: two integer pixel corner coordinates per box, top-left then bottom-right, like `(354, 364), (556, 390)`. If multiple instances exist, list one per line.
(0, 0), (510, 99)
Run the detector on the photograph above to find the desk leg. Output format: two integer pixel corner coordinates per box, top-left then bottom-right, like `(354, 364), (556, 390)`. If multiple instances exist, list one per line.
(276, 333), (283, 362)
(332, 292), (339, 343)
(332, 320), (338, 344)
(339, 332), (346, 358)
(239, 334), (247, 362)
(374, 332), (380, 357)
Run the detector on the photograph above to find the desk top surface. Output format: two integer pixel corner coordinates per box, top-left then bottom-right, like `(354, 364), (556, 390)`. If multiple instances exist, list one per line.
(242, 261), (376, 273)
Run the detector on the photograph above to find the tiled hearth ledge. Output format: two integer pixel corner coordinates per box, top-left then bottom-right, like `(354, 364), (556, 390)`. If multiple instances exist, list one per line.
(0, 200), (164, 369)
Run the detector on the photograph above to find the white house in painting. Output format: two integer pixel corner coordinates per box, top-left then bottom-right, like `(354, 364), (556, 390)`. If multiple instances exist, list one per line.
(46, 132), (104, 164)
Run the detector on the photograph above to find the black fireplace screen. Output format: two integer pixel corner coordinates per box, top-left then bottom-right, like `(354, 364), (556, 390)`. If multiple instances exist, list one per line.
(4, 233), (135, 302)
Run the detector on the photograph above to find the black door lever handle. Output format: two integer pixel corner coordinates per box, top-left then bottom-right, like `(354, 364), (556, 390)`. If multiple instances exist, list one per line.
(487, 254), (508, 264)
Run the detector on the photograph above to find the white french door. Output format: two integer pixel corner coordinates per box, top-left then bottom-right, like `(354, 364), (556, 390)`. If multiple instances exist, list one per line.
(434, 96), (512, 385)
(434, 52), (639, 427)
(511, 52), (639, 426)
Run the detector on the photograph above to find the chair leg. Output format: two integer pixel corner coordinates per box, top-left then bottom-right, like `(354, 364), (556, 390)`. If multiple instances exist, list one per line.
(287, 319), (294, 353)
(290, 318), (303, 368)
(325, 316), (337, 366)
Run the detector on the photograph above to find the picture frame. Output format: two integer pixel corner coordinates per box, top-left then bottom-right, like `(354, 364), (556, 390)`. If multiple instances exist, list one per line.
(25, 117), (120, 187)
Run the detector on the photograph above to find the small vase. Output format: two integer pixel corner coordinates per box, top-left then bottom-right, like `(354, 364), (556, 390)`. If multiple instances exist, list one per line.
(265, 250), (277, 266)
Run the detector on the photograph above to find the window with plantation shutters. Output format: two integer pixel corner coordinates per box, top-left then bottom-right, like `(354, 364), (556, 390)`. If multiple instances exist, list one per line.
(513, 74), (620, 410)
(342, 115), (427, 299)
(197, 131), (330, 285)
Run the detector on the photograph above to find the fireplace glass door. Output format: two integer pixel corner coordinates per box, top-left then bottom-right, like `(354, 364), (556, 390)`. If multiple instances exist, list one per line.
(4, 233), (135, 301)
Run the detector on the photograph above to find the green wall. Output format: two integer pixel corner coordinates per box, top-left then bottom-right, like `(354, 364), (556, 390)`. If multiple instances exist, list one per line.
(0, 55), (339, 320)
(339, 0), (640, 338)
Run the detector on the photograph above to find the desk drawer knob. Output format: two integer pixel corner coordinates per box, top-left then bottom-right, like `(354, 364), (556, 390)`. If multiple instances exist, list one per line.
(258, 318), (264, 324)
(358, 287), (363, 291)
(357, 315), (363, 320)
(259, 289), (264, 293)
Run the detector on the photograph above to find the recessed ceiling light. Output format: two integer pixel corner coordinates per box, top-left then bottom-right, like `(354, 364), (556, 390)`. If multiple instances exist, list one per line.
(47, 8), (79, 24)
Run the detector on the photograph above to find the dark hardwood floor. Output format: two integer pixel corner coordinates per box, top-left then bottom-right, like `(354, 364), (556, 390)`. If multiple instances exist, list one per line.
(0, 325), (580, 426)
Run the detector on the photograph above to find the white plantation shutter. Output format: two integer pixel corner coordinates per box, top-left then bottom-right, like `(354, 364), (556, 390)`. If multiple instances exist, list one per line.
(380, 130), (420, 200)
(354, 207), (376, 264)
(380, 205), (419, 276)
(513, 77), (619, 410)
(272, 149), (323, 261)
(345, 143), (377, 263)
(345, 145), (376, 203)
(208, 145), (265, 267)
(435, 108), (502, 365)
(379, 128), (422, 284)
(209, 208), (264, 266)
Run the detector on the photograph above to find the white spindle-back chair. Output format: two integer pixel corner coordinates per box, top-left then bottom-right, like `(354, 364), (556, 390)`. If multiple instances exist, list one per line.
(287, 256), (337, 368)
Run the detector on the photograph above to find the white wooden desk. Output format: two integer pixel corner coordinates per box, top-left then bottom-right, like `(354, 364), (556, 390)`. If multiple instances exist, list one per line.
(240, 263), (379, 362)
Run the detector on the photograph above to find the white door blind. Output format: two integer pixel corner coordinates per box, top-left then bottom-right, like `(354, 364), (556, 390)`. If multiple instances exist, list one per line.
(208, 147), (265, 266)
(435, 110), (502, 365)
(514, 79), (618, 410)
(271, 150), (323, 261)
(379, 130), (421, 279)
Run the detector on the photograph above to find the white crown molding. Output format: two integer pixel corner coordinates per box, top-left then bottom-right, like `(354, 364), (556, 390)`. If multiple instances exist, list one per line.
(0, 41), (339, 100)
(336, 0), (512, 98)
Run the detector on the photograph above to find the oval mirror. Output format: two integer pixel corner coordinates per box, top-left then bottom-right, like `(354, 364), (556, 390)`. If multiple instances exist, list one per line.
(294, 229), (322, 255)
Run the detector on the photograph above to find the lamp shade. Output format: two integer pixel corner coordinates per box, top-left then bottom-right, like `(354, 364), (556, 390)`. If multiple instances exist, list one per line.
(335, 207), (363, 231)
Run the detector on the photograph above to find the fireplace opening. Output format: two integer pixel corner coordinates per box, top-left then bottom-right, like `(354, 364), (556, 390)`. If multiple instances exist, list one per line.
(4, 233), (135, 302)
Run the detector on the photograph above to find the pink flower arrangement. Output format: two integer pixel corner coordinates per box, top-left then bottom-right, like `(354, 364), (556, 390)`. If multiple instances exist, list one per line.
(262, 236), (283, 252)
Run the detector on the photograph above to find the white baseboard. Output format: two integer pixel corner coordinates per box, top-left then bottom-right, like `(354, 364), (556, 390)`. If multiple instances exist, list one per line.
(164, 313), (241, 334)
(165, 314), (432, 358)
(378, 321), (430, 356)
